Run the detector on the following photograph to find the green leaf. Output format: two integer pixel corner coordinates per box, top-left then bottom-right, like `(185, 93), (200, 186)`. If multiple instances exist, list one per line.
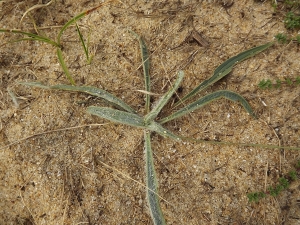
(87, 106), (181, 140)
(57, 3), (110, 45)
(296, 76), (300, 85)
(144, 131), (166, 225)
(159, 90), (256, 124)
(76, 23), (90, 63)
(258, 79), (272, 89)
(289, 171), (297, 181)
(0, 29), (60, 47)
(57, 12), (87, 46)
(279, 178), (289, 189)
(51, 85), (136, 113)
(286, 78), (293, 85)
(88, 106), (143, 127)
(175, 42), (274, 106)
(20, 82), (136, 113)
(130, 30), (151, 112)
(144, 71), (184, 124)
(57, 48), (76, 85)
(19, 82), (50, 89)
(275, 79), (282, 88)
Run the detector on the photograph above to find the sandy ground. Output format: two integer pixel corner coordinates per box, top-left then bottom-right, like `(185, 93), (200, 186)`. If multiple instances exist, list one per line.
(0, 0), (300, 224)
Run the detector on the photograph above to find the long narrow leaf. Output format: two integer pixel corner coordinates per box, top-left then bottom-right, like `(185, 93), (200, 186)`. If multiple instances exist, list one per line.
(175, 42), (274, 106)
(19, 82), (50, 89)
(52, 85), (136, 113)
(160, 90), (256, 124)
(57, 48), (75, 85)
(0, 29), (59, 47)
(87, 106), (180, 140)
(144, 131), (167, 225)
(144, 71), (184, 124)
(57, 12), (88, 45)
(130, 30), (151, 113)
(88, 106), (143, 127)
(20, 82), (136, 113)
(76, 23), (90, 63)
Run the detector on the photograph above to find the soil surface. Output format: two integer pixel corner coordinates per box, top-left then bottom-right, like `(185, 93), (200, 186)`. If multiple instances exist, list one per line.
(1, 0), (300, 224)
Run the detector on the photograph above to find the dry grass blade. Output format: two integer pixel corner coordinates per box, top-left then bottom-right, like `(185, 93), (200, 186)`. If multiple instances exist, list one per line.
(20, 0), (54, 23)
(159, 90), (256, 124)
(175, 42), (274, 106)
(144, 131), (166, 225)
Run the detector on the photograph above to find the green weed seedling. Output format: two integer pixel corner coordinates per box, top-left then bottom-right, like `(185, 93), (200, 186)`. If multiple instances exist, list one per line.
(21, 34), (279, 224)
(258, 77), (300, 89)
(275, 33), (288, 44)
(258, 33), (300, 90)
(275, 33), (300, 44)
(247, 160), (300, 203)
(285, 12), (300, 30)
(0, 2), (111, 84)
(76, 23), (93, 64)
(271, 1), (300, 30)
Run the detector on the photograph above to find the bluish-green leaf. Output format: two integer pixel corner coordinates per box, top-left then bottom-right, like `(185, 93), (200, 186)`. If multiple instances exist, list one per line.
(175, 42), (274, 106)
(144, 71), (184, 124)
(130, 30), (151, 112)
(87, 106), (181, 140)
(144, 131), (166, 225)
(160, 90), (256, 124)
(20, 82), (135, 113)
(51, 85), (136, 113)
(88, 106), (143, 127)
(19, 82), (51, 89)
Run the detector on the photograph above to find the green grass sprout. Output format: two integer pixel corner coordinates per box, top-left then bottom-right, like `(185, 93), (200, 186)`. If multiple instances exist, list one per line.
(1, 2), (112, 85)
(0, 29), (60, 47)
(275, 33), (288, 44)
(57, 48), (75, 85)
(56, 2), (113, 46)
(76, 23), (92, 64)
